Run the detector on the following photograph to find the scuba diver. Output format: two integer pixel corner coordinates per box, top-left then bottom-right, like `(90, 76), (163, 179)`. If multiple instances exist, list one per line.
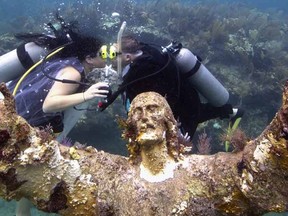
(99, 35), (244, 140)
(1, 16), (110, 134)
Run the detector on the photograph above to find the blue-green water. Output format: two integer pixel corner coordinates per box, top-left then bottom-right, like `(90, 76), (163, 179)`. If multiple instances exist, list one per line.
(1, 0), (288, 215)
(0, 199), (58, 216)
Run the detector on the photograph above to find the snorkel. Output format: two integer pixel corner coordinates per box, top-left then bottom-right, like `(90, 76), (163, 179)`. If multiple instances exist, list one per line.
(117, 21), (126, 77)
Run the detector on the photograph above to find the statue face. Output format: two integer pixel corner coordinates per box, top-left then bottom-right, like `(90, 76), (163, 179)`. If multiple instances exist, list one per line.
(129, 93), (167, 147)
(126, 92), (180, 162)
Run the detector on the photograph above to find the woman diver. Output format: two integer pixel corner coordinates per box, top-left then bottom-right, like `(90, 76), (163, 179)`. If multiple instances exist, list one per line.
(6, 16), (110, 134)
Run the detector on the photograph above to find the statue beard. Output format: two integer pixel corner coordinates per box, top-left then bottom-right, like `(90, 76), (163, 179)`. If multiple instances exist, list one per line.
(136, 129), (166, 148)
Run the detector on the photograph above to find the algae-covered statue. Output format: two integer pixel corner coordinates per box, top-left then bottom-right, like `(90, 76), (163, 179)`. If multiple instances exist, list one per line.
(124, 91), (186, 183)
(1, 82), (288, 216)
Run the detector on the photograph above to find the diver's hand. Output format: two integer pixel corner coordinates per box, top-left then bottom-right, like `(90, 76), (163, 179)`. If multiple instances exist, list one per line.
(177, 129), (192, 153)
(183, 132), (191, 142)
(83, 82), (110, 101)
(176, 120), (191, 142)
(178, 131), (191, 142)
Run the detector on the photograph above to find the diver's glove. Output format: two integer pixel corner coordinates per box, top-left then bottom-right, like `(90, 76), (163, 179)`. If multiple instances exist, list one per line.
(180, 131), (191, 142)
(97, 82), (127, 111)
(97, 86), (113, 109)
(177, 129), (193, 153)
(177, 120), (191, 142)
(218, 104), (234, 119)
(229, 108), (245, 128)
(98, 86), (112, 97)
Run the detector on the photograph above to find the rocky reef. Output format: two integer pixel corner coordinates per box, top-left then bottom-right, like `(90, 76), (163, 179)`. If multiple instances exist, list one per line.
(0, 0), (287, 153)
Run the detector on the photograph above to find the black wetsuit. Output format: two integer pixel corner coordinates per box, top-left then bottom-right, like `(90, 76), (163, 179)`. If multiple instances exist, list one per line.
(121, 43), (232, 138)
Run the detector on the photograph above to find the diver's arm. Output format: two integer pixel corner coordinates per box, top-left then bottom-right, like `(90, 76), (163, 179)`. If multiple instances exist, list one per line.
(43, 67), (108, 113)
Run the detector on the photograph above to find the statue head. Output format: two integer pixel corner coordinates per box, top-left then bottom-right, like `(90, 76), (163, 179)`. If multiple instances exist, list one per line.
(125, 92), (182, 164)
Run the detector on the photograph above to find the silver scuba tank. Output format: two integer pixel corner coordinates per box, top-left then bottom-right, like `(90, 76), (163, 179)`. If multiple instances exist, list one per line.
(173, 46), (229, 107)
(0, 42), (47, 83)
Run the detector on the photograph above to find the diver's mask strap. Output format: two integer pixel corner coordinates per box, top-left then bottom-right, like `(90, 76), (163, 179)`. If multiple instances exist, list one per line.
(131, 50), (143, 58)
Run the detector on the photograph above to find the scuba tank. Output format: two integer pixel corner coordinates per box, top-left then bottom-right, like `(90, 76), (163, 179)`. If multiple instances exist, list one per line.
(0, 13), (74, 84)
(0, 42), (47, 83)
(162, 42), (229, 107)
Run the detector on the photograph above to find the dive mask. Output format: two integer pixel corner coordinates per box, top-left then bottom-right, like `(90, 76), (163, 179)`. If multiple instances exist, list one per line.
(99, 45), (121, 60)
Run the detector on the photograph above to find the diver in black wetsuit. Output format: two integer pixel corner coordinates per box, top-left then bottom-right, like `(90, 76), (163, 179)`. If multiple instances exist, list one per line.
(100, 35), (244, 139)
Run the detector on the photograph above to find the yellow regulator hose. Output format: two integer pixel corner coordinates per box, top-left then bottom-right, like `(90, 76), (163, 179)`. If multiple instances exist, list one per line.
(13, 46), (65, 96)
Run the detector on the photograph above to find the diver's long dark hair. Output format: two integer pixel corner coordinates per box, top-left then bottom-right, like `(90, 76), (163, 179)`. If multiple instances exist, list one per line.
(57, 36), (102, 61)
(15, 14), (103, 88)
(15, 12), (79, 50)
(15, 12), (103, 61)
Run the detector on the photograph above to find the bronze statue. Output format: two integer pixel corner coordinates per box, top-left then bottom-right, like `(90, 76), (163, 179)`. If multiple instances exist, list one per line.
(1, 82), (288, 215)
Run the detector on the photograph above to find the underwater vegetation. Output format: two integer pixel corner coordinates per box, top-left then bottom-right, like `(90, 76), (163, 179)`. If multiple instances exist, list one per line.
(0, 0), (288, 154)
(196, 131), (212, 155)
